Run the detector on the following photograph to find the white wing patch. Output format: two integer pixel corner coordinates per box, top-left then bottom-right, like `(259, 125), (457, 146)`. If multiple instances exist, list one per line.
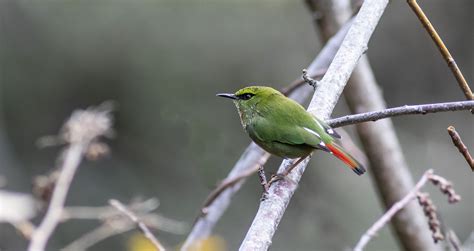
(313, 117), (341, 139)
(304, 127), (320, 138)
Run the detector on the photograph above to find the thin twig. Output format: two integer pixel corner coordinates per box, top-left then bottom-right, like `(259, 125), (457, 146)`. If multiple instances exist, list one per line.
(447, 126), (474, 171)
(302, 69), (320, 89)
(407, 0), (473, 102)
(354, 169), (461, 250)
(281, 68), (326, 96)
(62, 198), (160, 221)
(353, 170), (433, 251)
(62, 223), (130, 251)
(446, 229), (462, 251)
(200, 163), (263, 215)
(109, 199), (165, 251)
(327, 100), (474, 128)
(28, 104), (113, 251)
(62, 199), (186, 251)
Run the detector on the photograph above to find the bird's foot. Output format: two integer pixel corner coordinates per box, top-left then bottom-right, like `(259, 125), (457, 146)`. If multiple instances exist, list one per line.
(257, 166), (269, 201)
(267, 173), (288, 187)
(260, 190), (269, 201)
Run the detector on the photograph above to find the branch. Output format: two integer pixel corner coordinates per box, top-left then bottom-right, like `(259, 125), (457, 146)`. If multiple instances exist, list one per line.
(180, 16), (354, 251)
(280, 68), (326, 96)
(62, 198), (186, 251)
(240, 1), (389, 249)
(62, 223), (129, 251)
(354, 169), (432, 251)
(28, 103), (113, 251)
(354, 169), (461, 251)
(447, 126), (474, 171)
(309, 0), (444, 249)
(200, 162), (264, 215)
(407, 0), (473, 103)
(109, 199), (166, 251)
(327, 100), (474, 128)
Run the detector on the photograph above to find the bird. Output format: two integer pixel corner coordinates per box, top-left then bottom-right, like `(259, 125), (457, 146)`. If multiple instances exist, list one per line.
(217, 86), (366, 178)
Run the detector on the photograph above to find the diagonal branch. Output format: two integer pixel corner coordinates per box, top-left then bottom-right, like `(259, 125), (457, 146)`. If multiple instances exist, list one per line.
(353, 169), (433, 251)
(109, 199), (165, 251)
(354, 169), (461, 251)
(180, 16), (354, 251)
(239, 1), (389, 250)
(407, 0), (473, 102)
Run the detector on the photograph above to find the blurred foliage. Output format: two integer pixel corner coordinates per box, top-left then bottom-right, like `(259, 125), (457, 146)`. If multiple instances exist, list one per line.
(0, 1), (472, 251)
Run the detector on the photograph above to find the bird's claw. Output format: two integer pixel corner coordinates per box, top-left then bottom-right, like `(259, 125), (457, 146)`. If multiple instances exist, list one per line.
(268, 173), (287, 186)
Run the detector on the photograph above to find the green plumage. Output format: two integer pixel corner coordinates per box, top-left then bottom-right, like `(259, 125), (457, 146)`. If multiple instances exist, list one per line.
(217, 86), (366, 176)
(219, 86), (334, 158)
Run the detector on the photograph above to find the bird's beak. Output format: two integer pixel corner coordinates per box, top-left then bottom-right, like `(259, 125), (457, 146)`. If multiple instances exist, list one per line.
(216, 93), (238, 100)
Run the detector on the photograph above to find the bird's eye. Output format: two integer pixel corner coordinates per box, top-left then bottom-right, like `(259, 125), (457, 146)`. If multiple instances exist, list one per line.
(238, 93), (254, 100)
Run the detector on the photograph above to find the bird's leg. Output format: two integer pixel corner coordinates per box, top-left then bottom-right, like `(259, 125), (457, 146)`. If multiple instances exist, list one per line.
(267, 156), (307, 187)
(257, 166), (269, 200)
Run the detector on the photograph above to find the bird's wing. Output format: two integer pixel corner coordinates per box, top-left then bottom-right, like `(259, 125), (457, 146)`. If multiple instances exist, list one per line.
(249, 116), (327, 150)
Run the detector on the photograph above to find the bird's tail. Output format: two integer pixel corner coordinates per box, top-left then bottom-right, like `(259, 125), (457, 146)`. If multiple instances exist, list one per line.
(326, 142), (366, 176)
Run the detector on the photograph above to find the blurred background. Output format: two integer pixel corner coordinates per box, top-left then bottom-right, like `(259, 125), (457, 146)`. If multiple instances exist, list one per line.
(0, 0), (472, 250)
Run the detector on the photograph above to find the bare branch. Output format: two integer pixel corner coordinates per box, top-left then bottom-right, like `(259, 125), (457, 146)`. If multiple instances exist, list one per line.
(446, 229), (462, 251)
(308, 0), (447, 249)
(281, 68), (326, 96)
(28, 103), (113, 251)
(181, 16), (354, 251)
(200, 162), (263, 215)
(62, 223), (130, 251)
(407, 0), (473, 103)
(240, 1), (389, 249)
(61, 198), (160, 221)
(62, 199), (186, 251)
(447, 126), (474, 171)
(354, 170), (461, 251)
(327, 101), (474, 128)
(109, 199), (165, 251)
(354, 169), (433, 251)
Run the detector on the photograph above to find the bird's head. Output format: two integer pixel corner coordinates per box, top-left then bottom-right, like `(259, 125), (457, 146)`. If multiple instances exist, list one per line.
(217, 86), (281, 126)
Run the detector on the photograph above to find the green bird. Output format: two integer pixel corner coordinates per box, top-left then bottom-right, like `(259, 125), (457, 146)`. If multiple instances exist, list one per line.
(217, 86), (365, 176)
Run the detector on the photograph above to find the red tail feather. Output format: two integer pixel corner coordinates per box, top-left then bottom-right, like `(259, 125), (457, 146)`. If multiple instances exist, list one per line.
(326, 143), (366, 175)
